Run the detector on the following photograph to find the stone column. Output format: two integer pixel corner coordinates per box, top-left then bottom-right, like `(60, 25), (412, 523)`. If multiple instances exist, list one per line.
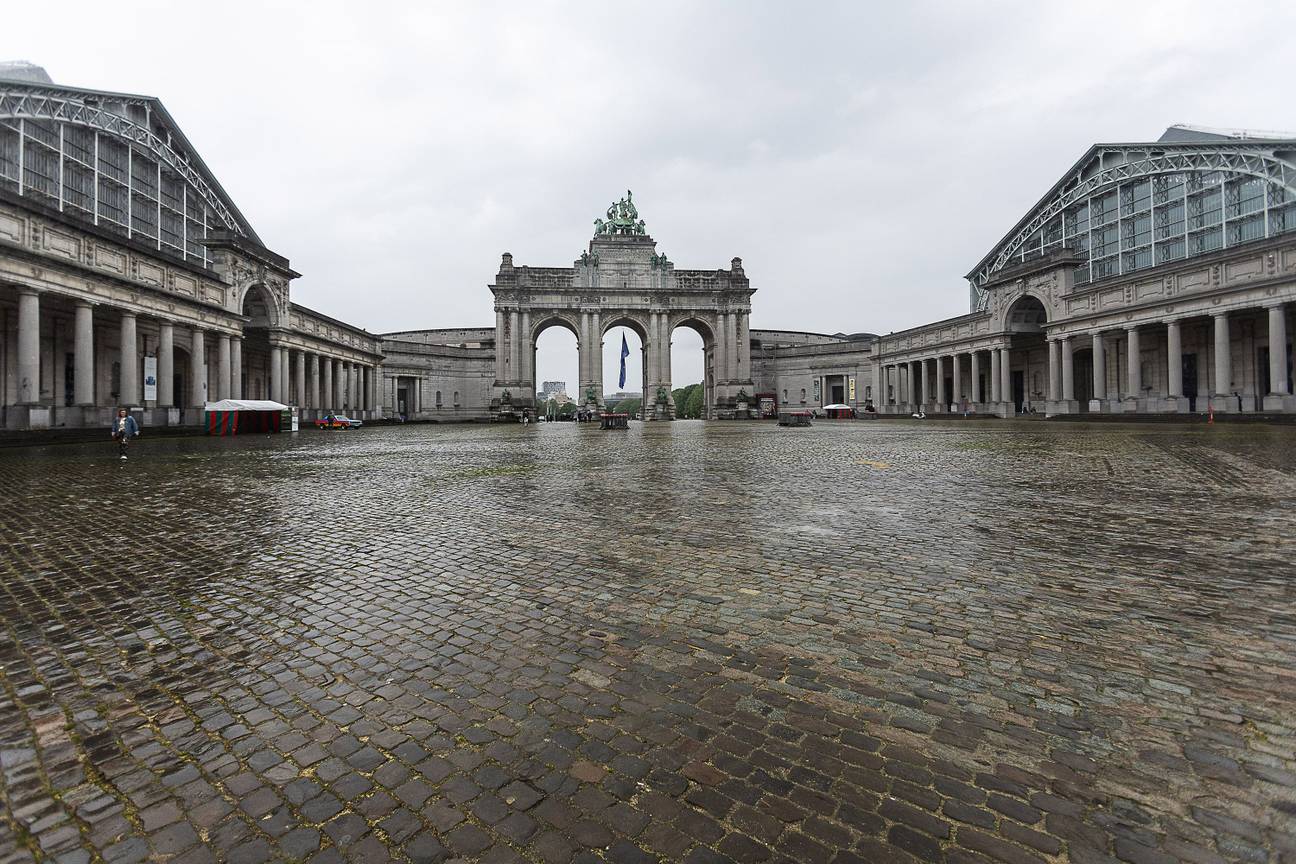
(1091, 332), (1106, 409)
(120, 312), (138, 407)
(17, 290), (40, 404)
(952, 354), (962, 407)
(74, 301), (94, 406)
(726, 313), (738, 384)
(269, 344), (283, 402)
(494, 309), (506, 382)
(322, 357), (333, 410)
(590, 311), (603, 404)
(310, 353), (321, 408)
(1048, 339), (1061, 403)
(217, 334), (231, 400)
(990, 349), (1001, 403)
(1167, 320), (1183, 402)
(737, 312), (750, 383)
(934, 356), (946, 410)
(345, 363), (354, 410)
(1269, 304), (1289, 396)
(508, 310), (519, 383)
(1061, 337), (1074, 402)
(372, 365), (382, 417)
(1212, 313), (1231, 407)
(294, 350), (305, 407)
(661, 316), (672, 393)
(520, 311), (531, 391)
(190, 328), (206, 409)
(158, 322), (174, 408)
(230, 337), (242, 400)
(999, 347), (1011, 412)
(970, 351), (981, 403)
(1126, 327), (1141, 410)
(281, 347), (291, 403)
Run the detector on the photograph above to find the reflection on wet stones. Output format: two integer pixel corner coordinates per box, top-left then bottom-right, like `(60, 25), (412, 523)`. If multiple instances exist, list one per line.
(0, 420), (1294, 863)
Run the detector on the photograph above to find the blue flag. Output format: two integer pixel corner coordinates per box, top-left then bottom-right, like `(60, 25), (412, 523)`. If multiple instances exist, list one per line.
(618, 332), (630, 388)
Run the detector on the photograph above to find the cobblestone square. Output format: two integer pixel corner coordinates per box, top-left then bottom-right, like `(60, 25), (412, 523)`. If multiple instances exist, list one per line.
(1, 420), (1294, 864)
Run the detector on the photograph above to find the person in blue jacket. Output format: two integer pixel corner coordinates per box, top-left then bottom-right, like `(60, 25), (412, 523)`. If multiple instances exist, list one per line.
(111, 408), (140, 460)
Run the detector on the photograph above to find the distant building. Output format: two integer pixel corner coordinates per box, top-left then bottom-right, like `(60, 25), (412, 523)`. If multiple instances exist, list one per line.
(541, 380), (566, 399)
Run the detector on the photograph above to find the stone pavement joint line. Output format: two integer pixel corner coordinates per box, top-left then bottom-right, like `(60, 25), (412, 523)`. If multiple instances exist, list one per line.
(1, 420), (1294, 863)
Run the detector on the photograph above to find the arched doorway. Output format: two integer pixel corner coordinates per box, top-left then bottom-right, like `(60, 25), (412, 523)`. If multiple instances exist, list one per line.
(1004, 295), (1048, 414)
(531, 318), (580, 420)
(602, 317), (649, 418)
(670, 318), (717, 419)
(240, 283), (278, 402)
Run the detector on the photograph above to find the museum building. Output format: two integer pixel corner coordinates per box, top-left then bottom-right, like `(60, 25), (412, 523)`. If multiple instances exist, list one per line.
(0, 63), (384, 431)
(874, 126), (1296, 416)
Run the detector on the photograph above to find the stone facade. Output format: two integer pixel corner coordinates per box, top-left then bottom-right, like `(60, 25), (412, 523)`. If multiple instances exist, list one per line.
(750, 331), (878, 415)
(378, 328), (495, 421)
(0, 75), (383, 431)
(874, 237), (1296, 417)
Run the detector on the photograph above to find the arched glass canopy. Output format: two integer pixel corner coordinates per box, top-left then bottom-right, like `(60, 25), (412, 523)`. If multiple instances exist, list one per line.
(968, 137), (1296, 311)
(0, 81), (257, 268)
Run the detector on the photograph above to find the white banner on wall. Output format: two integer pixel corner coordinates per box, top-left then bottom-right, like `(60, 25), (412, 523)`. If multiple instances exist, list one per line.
(143, 356), (158, 402)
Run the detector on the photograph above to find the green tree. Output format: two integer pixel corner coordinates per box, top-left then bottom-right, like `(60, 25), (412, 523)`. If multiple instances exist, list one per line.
(669, 383), (704, 418)
(614, 398), (641, 417)
(557, 402), (576, 417)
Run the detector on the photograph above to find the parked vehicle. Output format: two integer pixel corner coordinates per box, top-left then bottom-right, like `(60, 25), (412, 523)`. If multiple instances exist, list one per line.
(316, 413), (363, 429)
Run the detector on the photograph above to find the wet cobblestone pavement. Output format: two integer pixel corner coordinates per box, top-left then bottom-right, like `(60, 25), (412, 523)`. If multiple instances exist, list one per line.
(2, 420), (1295, 864)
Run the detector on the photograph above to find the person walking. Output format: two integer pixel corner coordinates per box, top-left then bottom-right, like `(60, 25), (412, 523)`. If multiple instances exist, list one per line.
(111, 409), (140, 460)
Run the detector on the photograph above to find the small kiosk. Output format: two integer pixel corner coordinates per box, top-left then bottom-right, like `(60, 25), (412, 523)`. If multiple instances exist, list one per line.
(204, 400), (295, 436)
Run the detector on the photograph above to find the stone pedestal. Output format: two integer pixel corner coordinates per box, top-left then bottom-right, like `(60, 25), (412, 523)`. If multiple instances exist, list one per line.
(1262, 393), (1296, 412)
(6, 406), (51, 430)
(1151, 397), (1189, 413)
(1045, 399), (1079, 416)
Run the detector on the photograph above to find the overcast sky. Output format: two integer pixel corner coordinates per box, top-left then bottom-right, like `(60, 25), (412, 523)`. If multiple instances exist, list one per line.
(9, 0), (1296, 392)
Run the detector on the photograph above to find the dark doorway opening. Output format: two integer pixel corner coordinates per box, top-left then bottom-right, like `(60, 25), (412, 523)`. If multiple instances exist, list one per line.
(397, 386), (410, 419)
(1011, 370), (1025, 414)
(830, 381), (844, 403)
(1183, 354), (1198, 412)
(1073, 349), (1093, 411)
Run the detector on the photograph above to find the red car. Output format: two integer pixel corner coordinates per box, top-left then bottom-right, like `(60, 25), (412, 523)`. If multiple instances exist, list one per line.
(316, 414), (363, 429)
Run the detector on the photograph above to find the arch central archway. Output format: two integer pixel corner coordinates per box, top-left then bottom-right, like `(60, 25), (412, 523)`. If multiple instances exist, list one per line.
(601, 315), (650, 418)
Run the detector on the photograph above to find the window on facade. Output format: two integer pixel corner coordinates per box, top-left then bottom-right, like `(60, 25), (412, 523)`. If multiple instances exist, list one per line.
(454, 391), (460, 407)
(800, 388), (806, 403)
(435, 390), (442, 407)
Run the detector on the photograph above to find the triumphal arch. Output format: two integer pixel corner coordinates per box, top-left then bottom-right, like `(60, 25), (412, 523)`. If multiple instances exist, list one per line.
(490, 192), (756, 419)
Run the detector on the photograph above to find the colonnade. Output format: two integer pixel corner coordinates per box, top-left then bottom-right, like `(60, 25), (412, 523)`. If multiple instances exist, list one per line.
(874, 301), (1293, 416)
(6, 288), (383, 424)
(262, 343), (382, 416)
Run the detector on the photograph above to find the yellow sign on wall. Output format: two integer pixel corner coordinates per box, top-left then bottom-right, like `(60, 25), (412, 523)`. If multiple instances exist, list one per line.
(848, 376), (856, 401)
